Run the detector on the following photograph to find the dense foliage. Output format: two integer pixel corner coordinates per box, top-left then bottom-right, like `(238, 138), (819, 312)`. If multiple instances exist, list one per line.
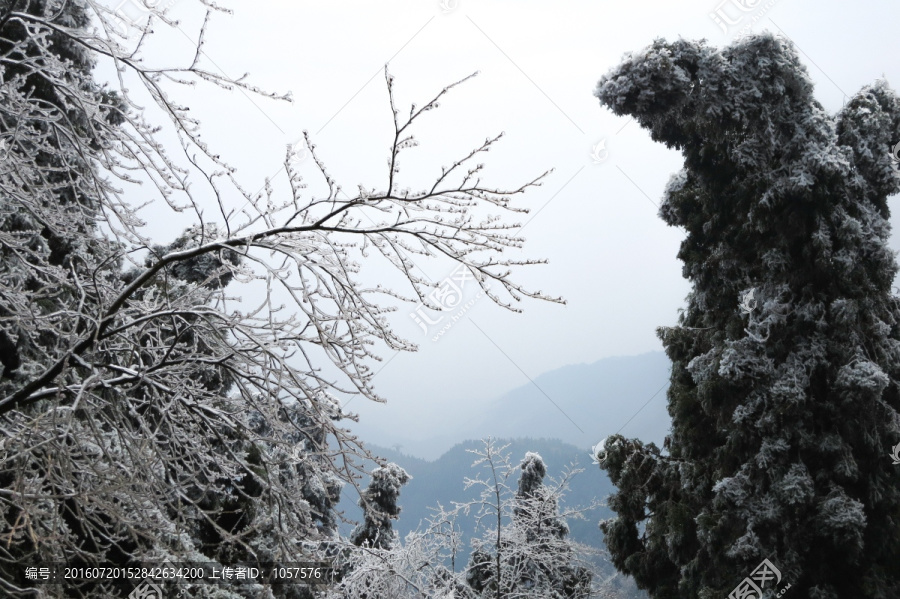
(593, 33), (900, 598)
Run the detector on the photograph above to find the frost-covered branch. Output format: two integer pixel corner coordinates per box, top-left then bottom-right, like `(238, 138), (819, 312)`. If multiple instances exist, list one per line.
(0, 2), (560, 597)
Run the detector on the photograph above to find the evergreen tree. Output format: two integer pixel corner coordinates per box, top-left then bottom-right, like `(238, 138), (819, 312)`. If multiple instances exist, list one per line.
(324, 463), (410, 599)
(513, 453), (592, 599)
(350, 463), (411, 550)
(593, 33), (900, 598)
(465, 447), (592, 599)
(0, 0), (139, 592)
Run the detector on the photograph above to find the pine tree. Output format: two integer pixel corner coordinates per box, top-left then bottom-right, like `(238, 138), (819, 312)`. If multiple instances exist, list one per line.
(593, 33), (900, 598)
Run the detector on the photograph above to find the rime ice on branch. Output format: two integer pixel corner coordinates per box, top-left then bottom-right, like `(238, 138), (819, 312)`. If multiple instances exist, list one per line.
(0, 2), (560, 597)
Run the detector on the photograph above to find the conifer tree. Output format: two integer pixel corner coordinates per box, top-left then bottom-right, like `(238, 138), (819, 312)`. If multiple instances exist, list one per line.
(466, 447), (592, 599)
(350, 463), (411, 550)
(593, 33), (900, 598)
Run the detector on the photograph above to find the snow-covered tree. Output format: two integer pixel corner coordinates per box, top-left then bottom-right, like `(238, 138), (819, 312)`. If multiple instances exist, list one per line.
(326, 512), (472, 599)
(593, 33), (900, 598)
(321, 463), (411, 599)
(0, 2), (561, 597)
(463, 442), (593, 599)
(350, 462), (410, 550)
(513, 453), (592, 598)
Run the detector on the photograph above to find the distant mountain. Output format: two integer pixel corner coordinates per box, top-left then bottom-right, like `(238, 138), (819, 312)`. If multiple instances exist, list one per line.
(468, 351), (672, 449)
(346, 351), (673, 460)
(338, 438), (647, 598)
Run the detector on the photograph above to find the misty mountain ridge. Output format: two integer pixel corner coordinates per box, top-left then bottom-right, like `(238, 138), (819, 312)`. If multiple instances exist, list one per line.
(350, 351), (673, 460)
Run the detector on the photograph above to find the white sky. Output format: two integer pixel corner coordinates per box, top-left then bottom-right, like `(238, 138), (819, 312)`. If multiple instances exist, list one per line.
(98, 0), (900, 450)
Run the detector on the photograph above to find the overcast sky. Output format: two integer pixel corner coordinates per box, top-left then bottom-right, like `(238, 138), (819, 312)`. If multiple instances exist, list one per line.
(99, 0), (900, 451)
